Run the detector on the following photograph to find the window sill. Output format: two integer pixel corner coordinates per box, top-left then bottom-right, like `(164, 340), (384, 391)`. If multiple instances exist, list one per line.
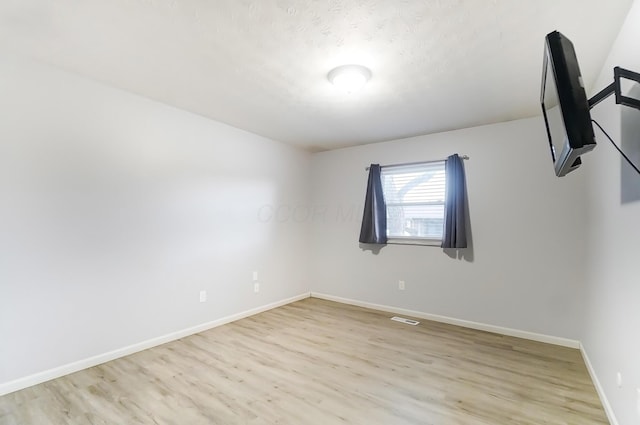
(387, 238), (442, 247)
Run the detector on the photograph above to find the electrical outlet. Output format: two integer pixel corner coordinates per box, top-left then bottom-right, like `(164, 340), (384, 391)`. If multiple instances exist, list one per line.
(253, 271), (258, 281)
(254, 282), (260, 293)
(398, 280), (405, 290)
(617, 372), (622, 388)
(199, 290), (207, 303)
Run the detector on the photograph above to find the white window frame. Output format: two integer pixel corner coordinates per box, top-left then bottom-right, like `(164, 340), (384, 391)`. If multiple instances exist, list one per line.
(381, 161), (446, 246)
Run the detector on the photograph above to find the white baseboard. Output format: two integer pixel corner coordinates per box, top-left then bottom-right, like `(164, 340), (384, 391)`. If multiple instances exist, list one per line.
(0, 292), (311, 397)
(1, 291), (584, 397)
(310, 292), (580, 349)
(580, 343), (618, 425)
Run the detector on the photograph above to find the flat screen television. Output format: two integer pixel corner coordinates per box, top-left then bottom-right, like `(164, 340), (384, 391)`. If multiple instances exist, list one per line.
(541, 31), (596, 177)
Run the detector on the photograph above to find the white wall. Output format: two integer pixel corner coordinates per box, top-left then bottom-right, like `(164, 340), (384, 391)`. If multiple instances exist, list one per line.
(310, 117), (587, 340)
(0, 53), (310, 387)
(582, 1), (640, 424)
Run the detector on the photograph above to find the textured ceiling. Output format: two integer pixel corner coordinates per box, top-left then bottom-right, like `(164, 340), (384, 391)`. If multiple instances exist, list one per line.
(0, 0), (634, 151)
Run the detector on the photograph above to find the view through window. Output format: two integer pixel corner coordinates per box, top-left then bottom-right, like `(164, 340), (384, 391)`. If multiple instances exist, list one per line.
(381, 162), (446, 241)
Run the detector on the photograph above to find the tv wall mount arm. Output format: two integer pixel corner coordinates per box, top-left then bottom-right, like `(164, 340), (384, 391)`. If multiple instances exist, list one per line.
(588, 66), (640, 176)
(588, 67), (640, 110)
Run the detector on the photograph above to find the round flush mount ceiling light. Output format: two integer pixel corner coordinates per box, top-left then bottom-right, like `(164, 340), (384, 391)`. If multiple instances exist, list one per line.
(327, 65), (372, 94)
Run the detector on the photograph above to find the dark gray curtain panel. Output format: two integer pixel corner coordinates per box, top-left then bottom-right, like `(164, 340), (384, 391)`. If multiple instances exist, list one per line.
(359, 164), (388, 244)
(442, 154), (468, 249)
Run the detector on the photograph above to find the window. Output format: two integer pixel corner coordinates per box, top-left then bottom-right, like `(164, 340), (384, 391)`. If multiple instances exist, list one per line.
(381, 161), (446, 242)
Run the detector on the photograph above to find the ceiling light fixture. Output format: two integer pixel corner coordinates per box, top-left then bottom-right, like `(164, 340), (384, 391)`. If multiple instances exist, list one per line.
(327, 65), (372, 94)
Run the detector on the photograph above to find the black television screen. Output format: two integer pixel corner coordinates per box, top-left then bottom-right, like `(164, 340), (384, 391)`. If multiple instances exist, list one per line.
(541, 31), (596, 177)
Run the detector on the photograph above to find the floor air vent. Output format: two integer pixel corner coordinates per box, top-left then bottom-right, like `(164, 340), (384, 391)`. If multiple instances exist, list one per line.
(390, 316), (420, 326)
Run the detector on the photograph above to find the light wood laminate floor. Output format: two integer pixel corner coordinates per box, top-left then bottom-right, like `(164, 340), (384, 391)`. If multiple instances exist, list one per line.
(0, 298), (608, 424)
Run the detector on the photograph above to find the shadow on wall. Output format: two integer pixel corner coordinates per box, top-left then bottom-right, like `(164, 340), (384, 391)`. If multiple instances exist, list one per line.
(359, 240), (473, 260)
(444, 246), (473, 261)
(621, 83), (640, 204)
(359, 243), (384, 255)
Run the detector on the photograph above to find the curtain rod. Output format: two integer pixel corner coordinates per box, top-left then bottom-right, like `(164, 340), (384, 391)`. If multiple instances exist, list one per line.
(365, 155), (469, 171)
